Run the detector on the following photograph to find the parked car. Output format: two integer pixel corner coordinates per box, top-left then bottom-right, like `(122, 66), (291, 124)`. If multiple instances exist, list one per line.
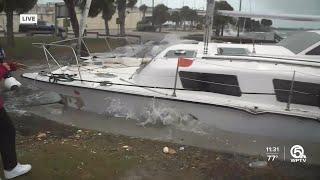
(136, 17), (156, 32)
(19, 20), (67, 37)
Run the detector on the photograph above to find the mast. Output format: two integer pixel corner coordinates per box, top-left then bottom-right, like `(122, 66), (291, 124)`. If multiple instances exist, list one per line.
(78, 0), (92, 59)
(237, 0), (242, 37)
(152, 0), (155, 26)
(203, 0), (215, 55)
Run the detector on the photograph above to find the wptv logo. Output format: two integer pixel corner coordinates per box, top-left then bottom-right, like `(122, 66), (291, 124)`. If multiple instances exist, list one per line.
(266, 145), (307, 163)
(290, 145), (307, 163)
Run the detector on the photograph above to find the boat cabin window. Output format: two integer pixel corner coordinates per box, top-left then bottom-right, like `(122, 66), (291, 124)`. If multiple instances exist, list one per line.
(273, 79), (320, 107)
(217, 47), (249, 56)
(165, 50), (196, 58)
(277, 32), (320, 54)
(306, 45), (320, 55)
(179, 71), (242, 97)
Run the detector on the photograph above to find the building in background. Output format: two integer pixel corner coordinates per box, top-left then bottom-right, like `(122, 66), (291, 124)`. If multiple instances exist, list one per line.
(0, 3), (150, 34)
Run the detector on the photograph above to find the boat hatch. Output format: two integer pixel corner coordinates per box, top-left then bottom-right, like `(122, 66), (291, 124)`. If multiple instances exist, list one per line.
(273, 79), (320, 107)
(217, 47), (249, 56)
(277, 31), (320, 54)
(179, 71), (242, 97)
(165, 50), (197, 58)
(306, 45), (320, 55)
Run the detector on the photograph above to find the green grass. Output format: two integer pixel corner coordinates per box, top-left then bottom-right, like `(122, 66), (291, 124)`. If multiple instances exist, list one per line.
(0, 36), (126, 65)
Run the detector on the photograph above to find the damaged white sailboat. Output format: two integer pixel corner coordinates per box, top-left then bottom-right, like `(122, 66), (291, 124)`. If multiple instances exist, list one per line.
(22, 37), (320, 143)
(22, 0), (320, 143)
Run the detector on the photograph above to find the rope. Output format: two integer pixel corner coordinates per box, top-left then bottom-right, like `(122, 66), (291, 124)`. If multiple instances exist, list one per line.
(48, 74), (77, 83)
(275, 89), (320, 97)
(180, 77), (240, 88)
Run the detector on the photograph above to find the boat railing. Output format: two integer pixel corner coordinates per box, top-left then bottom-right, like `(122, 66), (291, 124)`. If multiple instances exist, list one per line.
(43, 37), (92, 56)
(32, 41), (83, 81)
(32, 42), (79, 70)
(202, 54), (320, 67)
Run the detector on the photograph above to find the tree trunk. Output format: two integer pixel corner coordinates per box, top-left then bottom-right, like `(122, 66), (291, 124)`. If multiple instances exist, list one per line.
(64, 0), (79, 37)
(221, 25), (224, 36)
(104, 18), (110, 35)
(215, 25), (220, 36)
(118, 9), (126, 36)
(159, 25), (162, 32)
(6, 10), (14, 47)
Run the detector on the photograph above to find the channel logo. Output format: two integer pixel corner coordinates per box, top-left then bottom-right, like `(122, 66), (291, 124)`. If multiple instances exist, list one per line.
(290, 145), (307, 163)
(20, 14), (37, 24)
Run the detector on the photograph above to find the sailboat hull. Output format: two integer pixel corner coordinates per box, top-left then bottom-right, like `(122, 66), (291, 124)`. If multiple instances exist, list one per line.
(22, 76), (320, 144)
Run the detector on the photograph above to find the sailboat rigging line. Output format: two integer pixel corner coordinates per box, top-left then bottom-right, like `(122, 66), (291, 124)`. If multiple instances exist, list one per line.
(119, 78), (170, 96)
(72, 63), (320, 78)
(198, 59), (320, 73)
(180, 77), (239, 87)
(296, 71), (320, 78)
(40, 73), (319, 97)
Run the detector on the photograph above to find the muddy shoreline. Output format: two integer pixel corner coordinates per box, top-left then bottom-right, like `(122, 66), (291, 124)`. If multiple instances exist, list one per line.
(0, 112), (317, 179)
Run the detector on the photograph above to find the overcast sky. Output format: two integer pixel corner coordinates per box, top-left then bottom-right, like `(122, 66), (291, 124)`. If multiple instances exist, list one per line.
(39, 0), (320, 28)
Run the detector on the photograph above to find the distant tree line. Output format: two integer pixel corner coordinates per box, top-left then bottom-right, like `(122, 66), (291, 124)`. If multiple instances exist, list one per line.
(238, 18), (273, 32)
(138, 4), (204, 32)
(78, 0), (137, 36)
(0, 0), (274, 47)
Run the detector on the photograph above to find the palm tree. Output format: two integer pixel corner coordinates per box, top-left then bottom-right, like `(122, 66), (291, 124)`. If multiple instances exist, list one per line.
(115, 0), (137, 36)
(139, 4), (147, 18)
(180, 6), (190, 31)
(102, 0), (116, 35)
(170, 11), (180, 30)
(152, 4), (169, 32)
(83, 0), (115, 35)
(214, 1), (234, 36)
(64, 0), (80, 37)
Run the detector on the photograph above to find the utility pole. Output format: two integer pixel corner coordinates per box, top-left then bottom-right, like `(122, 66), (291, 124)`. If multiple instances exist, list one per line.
(237, 0), (242, 37)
